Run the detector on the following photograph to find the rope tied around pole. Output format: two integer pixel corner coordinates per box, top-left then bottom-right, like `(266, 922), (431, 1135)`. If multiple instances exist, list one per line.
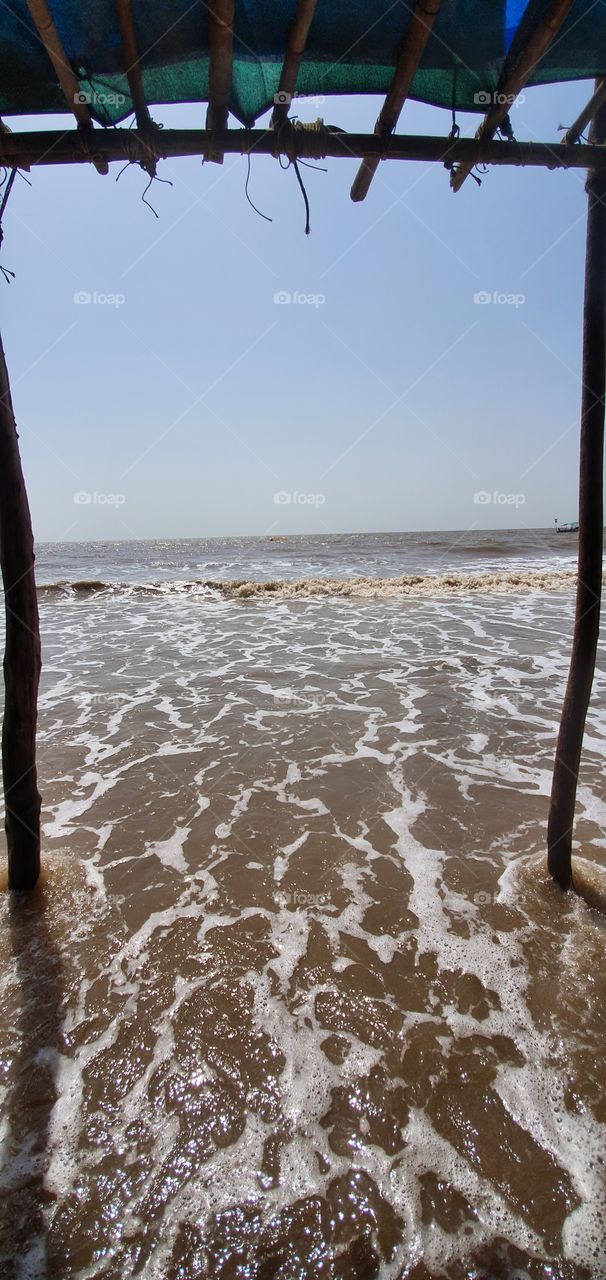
(75, 124), (109, 175)
(134, 119), (166, 179)
(271, 118), (330, 163)
(113, 120), (165, 177)
(270, 119), (328, 233)
(292, 119), (330, 161)
(114, 126), (173, 217)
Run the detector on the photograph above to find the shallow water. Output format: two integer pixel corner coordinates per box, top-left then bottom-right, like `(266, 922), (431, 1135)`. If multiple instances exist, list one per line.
(1, 551), (606, 1278)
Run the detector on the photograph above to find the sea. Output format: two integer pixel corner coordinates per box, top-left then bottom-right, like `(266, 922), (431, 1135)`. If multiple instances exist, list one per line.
(0, 529), (605, 1280)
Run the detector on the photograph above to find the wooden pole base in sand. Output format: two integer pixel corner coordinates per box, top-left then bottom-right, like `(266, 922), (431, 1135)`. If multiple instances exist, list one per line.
(547, 88), (606, 891)
(0, 331), (41, 890)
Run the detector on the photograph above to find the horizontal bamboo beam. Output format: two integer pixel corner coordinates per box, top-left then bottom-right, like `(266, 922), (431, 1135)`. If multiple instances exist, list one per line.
(1, 128), (606, 172)
(271, 0), (319, 127)
(206, 0), (235, 162)
(450, 0), (576, 192)
(351, 0), (442, 203)
(564, 77), (606, 146)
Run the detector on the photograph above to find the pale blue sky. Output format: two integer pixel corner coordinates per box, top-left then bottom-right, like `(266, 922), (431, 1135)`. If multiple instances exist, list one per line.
(0, 79), (596, 540)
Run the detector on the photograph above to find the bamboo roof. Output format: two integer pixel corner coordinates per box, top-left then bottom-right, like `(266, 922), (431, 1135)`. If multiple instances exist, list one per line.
(0, 1), (604, 193)
(1, 0), (605, 128)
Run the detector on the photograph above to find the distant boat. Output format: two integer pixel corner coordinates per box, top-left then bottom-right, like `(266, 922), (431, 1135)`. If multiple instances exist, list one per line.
(554, 518), (579, 533)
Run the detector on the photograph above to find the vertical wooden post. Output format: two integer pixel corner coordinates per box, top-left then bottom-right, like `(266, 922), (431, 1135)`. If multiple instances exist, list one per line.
(0, 330), (41, 890)
(547, 87), (606, 890)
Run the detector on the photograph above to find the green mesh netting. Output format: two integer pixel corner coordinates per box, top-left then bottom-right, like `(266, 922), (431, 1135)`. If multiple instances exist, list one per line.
(1, 0), (605, 127)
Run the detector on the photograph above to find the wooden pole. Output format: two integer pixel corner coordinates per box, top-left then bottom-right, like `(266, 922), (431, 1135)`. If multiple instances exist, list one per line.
(271, 0), (319, 127)
(26, 0), (108, 175)
(450, 0), (575, 192)
(564, 79), (606, 146)
(115, 0), (163, 178)
(0, 331), (41, 891)
(1, 128), (606, 172)
(27, 0), (91, 127)
(350, 0), (442, 203)
(547, 86), (606, 890)
(116, 0), (150, 129)
(205, 0), (235, 162)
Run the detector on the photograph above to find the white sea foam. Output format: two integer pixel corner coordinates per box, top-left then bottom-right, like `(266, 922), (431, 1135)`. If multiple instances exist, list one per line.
(2, 581), (605, 1277)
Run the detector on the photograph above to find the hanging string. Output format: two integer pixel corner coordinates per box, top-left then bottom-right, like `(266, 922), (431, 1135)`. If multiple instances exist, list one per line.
(297, 159), (328, 173)
(114, 115), (165, 183)
(0, 166), (16, 220)
(115, 123), (172, 216)
(115, 120), (139, 182)
(75, 68), (117, 129)
(449, 61), (460, 142)
(279, 150), (312, 234)
(274, 119), (315, 233)
(444, 61), (484, 187)
(244, 152), (273, 223)
(444, 62), (462, 182)
(0, 166), (17, 283)
(291, 155), (311, 235)
(141, 170), (173, 218)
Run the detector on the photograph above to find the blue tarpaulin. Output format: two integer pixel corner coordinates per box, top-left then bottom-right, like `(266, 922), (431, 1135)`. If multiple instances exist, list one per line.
(1, 1), (605, 127)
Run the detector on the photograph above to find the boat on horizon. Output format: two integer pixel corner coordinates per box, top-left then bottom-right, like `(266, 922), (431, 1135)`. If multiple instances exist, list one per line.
(554, 517), (579, 533)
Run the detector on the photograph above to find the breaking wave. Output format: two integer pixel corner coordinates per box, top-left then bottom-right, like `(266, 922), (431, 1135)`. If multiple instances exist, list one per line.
(37, 568), (580, 601)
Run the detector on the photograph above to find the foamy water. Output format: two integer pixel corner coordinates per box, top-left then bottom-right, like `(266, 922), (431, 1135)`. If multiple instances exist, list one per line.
(1, 534), (605, 1278)
(37, 568), (580, 601)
